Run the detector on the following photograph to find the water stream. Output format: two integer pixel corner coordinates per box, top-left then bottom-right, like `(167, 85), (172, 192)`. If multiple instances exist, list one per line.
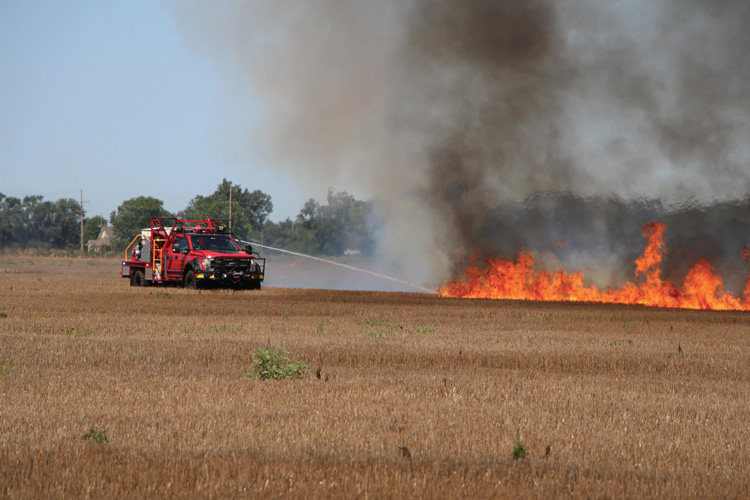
(245, 241), (435, 294)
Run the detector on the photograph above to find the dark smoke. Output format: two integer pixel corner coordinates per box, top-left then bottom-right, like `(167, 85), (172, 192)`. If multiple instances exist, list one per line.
(174, 0), (750, 288)
(465, 192), (750, 293)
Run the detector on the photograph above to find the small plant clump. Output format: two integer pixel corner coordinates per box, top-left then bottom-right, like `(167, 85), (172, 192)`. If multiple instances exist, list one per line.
(359, 317), (403, 338)
(208, 322), (237, 334)
(512, 428), (528, 460)
(416, 323), (439, 335)
(0, 360), (16, 377)
(63, 326), (91, 337)
(81, 426), (109, 444)
(246, 347), (309, 380)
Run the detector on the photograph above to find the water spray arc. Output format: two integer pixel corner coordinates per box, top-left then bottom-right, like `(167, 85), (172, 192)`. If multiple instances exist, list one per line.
(245, 241), (435, 294)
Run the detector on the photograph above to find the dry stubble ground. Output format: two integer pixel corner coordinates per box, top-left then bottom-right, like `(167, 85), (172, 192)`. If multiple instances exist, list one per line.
(0, 255), (749, 499)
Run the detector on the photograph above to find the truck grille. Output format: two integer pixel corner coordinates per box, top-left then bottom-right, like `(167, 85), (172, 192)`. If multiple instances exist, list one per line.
(211, 257), (251, 274)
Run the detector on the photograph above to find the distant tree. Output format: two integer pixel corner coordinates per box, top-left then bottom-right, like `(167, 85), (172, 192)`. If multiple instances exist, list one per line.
(263, 189), (374, 256)
(0, 193), (80, 248)
(0, 194), (25, 247)
(179, 179), (273, 239)
(21, 195), (47, 245)
(44, 198), (81, 248)
(316, 190), (372, 255)
(297, 199), (320, 225)
(110, 196), (171, 247)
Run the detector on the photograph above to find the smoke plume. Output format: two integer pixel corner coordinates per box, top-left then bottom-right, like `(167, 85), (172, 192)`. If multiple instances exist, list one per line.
(174, 0), (750, 289)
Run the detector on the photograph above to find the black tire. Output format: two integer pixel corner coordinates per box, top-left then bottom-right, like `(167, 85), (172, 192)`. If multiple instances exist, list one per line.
(248, 280), (262, 291)
(184, 270), (197, 289)
(131, 270), (145, 287)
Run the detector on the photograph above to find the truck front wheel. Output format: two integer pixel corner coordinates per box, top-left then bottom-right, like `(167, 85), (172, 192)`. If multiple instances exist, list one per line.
(131, 270), (145, 287)
(184, 270), (197, 289)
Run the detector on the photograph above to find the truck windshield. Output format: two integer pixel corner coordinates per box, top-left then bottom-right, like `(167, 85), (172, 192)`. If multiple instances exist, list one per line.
(189, 235), (241, 253)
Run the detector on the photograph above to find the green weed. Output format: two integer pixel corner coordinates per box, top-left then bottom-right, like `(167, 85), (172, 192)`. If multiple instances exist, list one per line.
(359, 317), (403, 338)
(63, 326), (90, 337)
(512, 428), (528, 460)
(208, 323), (237, 334)
(245, 347), (309, 380)
(416, 323), (439, 335)
(0, 360), (16, 377)
(170, 326), (192, 336)
(81, 427), (109, 444)
(607, 339), (632, 348)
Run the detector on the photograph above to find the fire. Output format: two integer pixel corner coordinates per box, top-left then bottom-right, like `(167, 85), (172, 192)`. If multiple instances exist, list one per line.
(440, 222), (750, 311)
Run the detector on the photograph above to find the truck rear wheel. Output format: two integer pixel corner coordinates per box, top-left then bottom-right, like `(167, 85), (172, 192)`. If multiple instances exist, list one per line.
(184, 270), (197, 289)
(131, 270), (145, 287)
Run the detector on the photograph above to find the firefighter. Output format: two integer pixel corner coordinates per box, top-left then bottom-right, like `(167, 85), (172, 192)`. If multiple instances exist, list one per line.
(133, 241), (142, 261)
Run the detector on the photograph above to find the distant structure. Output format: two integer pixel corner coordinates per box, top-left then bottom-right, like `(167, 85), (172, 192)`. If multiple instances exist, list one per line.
(87, 226), (114, 253)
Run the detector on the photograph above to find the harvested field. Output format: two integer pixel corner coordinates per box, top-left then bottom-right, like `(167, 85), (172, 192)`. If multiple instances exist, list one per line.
(1, 255), (749, 498)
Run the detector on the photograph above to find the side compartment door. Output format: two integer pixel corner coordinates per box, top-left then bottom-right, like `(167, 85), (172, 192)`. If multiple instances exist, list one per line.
(166, 236), (188, 280)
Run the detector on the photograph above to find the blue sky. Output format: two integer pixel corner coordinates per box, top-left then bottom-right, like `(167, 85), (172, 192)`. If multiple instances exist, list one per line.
(0, 1), (310, 221)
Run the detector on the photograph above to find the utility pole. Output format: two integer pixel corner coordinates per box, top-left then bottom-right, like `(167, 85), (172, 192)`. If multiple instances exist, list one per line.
(79, 190), (89, 252)
(229, 184), (232, 231)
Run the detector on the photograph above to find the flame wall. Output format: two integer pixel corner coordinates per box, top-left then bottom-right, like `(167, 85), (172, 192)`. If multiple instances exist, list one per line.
(174, 0), (750, 289)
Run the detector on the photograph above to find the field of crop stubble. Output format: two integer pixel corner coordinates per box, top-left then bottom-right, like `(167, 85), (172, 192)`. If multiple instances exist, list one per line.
(1, 255), (749, 498)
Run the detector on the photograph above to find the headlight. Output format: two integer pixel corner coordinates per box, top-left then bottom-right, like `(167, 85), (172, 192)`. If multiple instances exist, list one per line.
(202, 257), (212, 271)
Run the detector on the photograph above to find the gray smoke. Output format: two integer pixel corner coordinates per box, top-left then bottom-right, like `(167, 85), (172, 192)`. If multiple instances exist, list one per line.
(174, 0), (750, 288)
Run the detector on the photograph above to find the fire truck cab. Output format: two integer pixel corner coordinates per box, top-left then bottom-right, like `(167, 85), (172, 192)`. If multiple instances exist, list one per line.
(121, 218), (265, 289)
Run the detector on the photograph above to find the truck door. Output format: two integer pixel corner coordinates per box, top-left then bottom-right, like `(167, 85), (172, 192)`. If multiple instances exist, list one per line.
(166, 236), (188, 280)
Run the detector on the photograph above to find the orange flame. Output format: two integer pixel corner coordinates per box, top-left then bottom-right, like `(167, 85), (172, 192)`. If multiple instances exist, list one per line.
(440, 222), (750, 311)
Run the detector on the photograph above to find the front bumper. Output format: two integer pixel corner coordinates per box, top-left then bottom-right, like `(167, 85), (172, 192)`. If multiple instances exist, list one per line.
(195, 271), (264, 283)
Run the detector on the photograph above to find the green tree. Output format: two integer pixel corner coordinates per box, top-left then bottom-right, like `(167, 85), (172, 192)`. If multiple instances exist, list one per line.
(45, 198), (82, 248)
(110, 196), (171, 247)
(0, 194), (80, 248)
(178, 179), (273, 239)
(0, 194), (25, 247)
(22, 195), (47, 245)
(263, 189), (374, 256)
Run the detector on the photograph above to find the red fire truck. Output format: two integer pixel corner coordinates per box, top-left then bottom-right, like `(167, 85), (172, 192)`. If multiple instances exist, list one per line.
(121, 218), (265, 289)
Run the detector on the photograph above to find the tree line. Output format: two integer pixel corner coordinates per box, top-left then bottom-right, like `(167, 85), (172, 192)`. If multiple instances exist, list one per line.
(0, 179), (374, 256)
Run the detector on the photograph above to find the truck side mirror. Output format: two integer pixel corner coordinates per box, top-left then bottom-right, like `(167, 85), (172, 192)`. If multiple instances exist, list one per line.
(245, 245), (253, 254)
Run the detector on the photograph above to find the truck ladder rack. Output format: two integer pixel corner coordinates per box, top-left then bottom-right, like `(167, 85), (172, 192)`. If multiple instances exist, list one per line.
(152, 237), (166, 280)
(150, 218), (172, 281)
